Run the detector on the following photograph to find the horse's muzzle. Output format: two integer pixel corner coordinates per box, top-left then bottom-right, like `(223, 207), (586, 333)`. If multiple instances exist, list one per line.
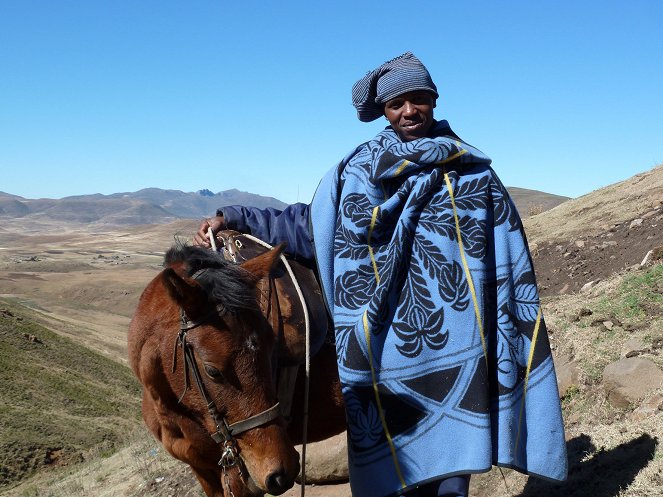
(264, 467), (298, 495)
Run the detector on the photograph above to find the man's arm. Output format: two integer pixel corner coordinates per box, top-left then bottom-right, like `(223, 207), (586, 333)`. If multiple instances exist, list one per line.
(193, 203), (315, 263)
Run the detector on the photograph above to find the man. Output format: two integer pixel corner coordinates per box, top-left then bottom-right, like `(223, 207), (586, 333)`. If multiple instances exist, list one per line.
(194, 52), (567, 497)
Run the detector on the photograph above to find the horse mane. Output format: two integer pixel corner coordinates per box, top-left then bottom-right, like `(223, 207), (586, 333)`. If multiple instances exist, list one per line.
(164, 244), (259, 314)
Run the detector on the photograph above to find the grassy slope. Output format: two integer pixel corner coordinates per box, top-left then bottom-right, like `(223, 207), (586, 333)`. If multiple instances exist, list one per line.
(0, 299), (142, 489)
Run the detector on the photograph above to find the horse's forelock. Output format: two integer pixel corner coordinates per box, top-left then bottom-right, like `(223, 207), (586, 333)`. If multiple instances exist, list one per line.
(164, 245), (258, 314)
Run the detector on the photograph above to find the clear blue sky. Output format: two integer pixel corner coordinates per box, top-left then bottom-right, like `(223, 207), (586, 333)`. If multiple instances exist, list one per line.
(1, 1), (662, 204)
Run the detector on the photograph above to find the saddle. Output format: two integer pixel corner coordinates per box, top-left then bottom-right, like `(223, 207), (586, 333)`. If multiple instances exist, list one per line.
(214, 230), (331, 365)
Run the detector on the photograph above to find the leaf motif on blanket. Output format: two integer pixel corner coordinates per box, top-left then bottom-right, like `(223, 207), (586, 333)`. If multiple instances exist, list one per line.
(346, 393), (383, 449)
(334, 224), (370, 260)
(395, 170), (446, 223)
(413, 235), (469, 311)
(414, 235), (448, 280)
(365, 243), (408, 336)
(452, 175), (491, 212)
(334, 324), (354, 365)
(342, 193), (374, 228)
(351, 144), (373, 165)
(496, 306), (531, 390)
(387, 139), (422, 158)
(334, 263), (376, 310)
(393, 262), (448, 358)
(420, 193), (486, 261)
(512, 283), (539, 322)
(419, 210), (456, 240)
(420, 140), (459, 164)
(424, 186), (453, 211)
(440, 261), (470, 311)
(366, 285), (397, 337)
(458, 215), (488, 260)
(491, 180), (519, 231)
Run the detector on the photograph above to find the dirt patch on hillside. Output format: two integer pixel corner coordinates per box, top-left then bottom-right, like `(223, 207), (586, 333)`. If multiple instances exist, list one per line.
(531, 204), (663, 296)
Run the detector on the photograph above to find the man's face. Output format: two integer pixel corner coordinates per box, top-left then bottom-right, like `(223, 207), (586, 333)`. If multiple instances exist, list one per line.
(383, 91), (436, 142)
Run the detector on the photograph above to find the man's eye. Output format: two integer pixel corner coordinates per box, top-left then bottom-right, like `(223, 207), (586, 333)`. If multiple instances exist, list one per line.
(204, 364), (224, 380)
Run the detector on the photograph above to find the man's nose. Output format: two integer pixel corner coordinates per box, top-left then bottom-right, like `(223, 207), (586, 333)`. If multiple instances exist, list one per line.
(402, 101), (417, 116)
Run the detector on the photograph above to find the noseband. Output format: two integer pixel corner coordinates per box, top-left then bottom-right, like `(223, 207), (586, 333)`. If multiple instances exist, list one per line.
(171, 270), (281, 471)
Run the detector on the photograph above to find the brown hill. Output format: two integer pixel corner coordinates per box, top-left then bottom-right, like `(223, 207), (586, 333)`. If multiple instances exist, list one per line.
(507, 186), (569, 216)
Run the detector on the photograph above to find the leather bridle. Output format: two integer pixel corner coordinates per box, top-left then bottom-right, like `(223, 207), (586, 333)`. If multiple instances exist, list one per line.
(171, 271), (282, 472)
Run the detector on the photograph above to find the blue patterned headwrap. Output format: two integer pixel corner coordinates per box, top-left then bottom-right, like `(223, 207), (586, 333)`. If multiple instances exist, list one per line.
(352, 52), (439, 122)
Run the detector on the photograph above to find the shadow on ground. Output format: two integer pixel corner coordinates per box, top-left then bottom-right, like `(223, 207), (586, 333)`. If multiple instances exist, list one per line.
(517, 433), (658, 497)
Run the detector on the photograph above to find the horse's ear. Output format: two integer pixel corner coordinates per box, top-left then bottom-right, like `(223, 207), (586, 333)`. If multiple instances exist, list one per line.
(240, 244), (285, 280)
(162, 267), (207, 315)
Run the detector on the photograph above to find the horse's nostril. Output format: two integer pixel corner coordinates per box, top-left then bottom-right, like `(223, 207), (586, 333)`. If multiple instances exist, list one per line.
(265, 470), (293, 495)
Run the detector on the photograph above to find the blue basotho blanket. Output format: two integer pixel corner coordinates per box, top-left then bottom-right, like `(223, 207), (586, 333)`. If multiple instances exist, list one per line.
(310, 121), (567, 497)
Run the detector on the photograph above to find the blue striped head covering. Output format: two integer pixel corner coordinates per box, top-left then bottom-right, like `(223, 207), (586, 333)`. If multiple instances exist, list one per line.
(352, 52), (438, 122)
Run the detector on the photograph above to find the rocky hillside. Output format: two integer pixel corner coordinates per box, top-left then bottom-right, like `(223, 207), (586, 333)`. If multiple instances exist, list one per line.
(526, 164), (663, 296)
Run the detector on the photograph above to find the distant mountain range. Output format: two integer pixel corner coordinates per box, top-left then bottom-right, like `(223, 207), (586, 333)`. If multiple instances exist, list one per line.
(0, 188), (288, 225)
(0, 186), (569, 226)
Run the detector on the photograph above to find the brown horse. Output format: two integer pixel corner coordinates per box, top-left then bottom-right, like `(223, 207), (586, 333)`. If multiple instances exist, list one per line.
(128, 236), (345, 497)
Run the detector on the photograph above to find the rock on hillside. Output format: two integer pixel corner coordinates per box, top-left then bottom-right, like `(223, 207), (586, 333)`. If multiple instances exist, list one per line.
(525, 164), (663, 296)
(603, 357), (663, 408)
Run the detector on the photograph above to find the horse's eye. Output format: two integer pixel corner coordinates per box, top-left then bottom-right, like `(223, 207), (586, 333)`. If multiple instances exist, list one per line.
(204, 364), (224, 380)
(247, 334), (259, 351)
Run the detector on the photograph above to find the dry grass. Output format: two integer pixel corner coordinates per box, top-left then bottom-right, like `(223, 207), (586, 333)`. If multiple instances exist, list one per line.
(0, 428), (202, 497)
(524, 164), (663, 244)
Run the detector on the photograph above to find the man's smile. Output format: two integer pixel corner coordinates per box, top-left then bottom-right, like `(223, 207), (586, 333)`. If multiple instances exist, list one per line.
(402, 120), (425, 130)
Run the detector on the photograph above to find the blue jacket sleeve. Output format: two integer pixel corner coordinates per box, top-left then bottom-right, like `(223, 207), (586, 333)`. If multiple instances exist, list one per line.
(217, 203), (315, 264)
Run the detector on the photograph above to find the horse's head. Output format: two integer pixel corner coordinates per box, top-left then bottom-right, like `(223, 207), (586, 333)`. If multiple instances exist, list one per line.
(132, 244), (300, 497)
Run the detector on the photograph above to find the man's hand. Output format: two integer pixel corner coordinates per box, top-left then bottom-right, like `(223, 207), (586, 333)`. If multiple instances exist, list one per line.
(193, 215), (225, 248)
